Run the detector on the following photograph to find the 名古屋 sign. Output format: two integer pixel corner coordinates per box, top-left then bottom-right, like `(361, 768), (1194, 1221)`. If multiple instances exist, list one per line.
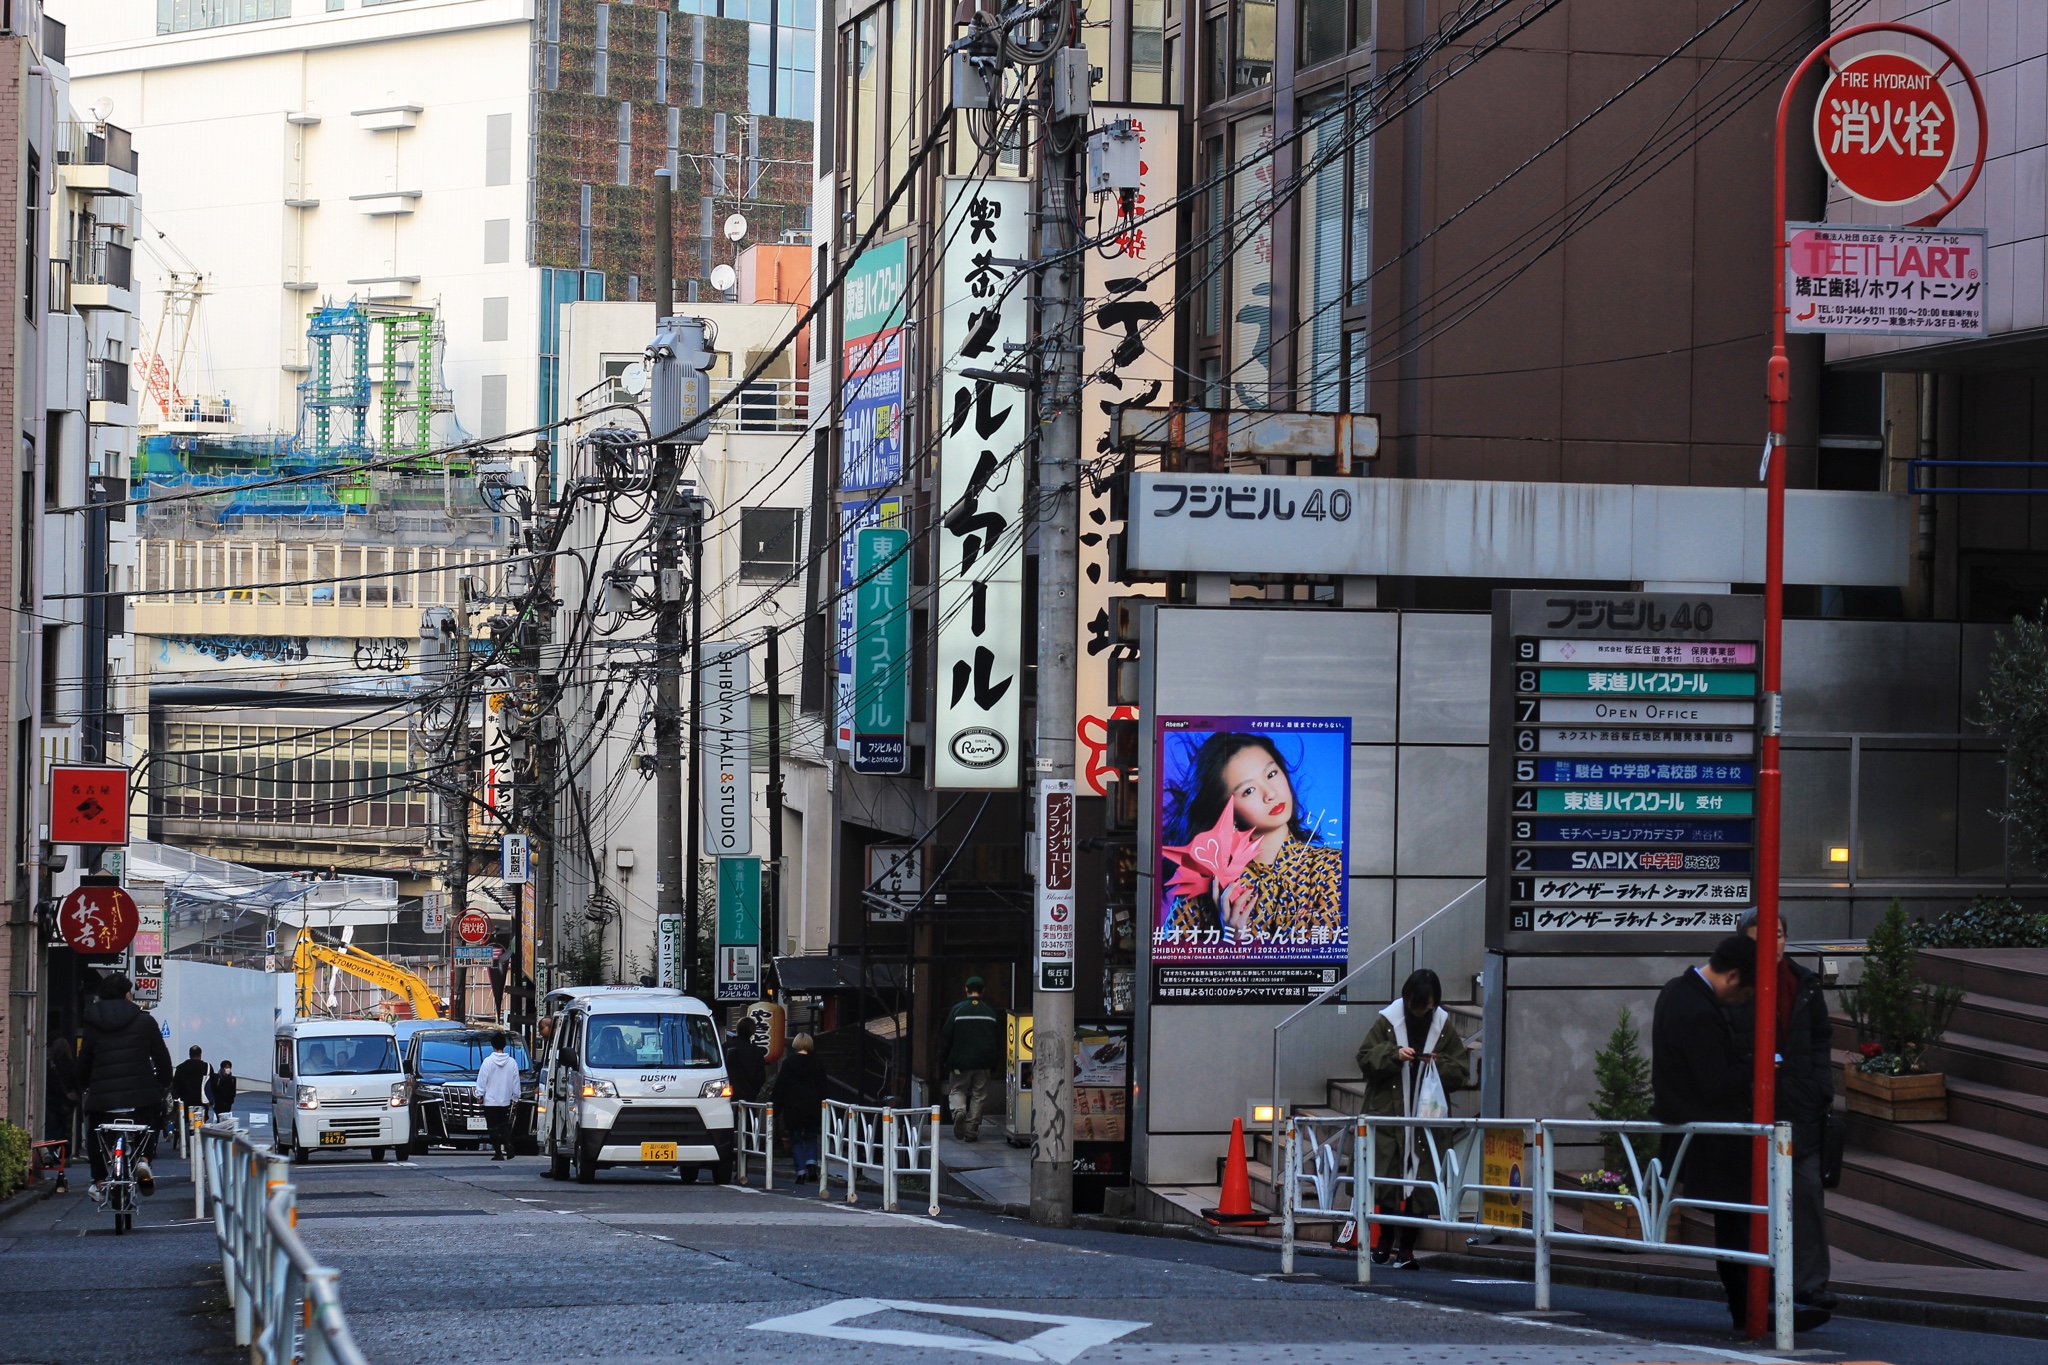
(58, 883), (140, 955)
(49, 765), (130, 845)
(1786, 224), (1985, 337)
(1814, 49), (1958, 206)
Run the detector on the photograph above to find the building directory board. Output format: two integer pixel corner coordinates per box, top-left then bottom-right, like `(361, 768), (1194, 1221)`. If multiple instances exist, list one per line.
(1486, 591), (1763, 953)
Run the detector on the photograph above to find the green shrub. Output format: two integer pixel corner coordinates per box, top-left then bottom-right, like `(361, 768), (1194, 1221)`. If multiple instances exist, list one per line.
(1909, 896), (2048, 949)
(1846, 900), (1964, 1074)
(0, 1120), (28, 1199)
(1589, 1007), (1657, 1170)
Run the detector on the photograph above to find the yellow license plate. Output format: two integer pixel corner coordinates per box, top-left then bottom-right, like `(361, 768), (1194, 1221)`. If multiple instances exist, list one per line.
(320, 1131), (348, 1146)
(640, 1142), (678, 1162)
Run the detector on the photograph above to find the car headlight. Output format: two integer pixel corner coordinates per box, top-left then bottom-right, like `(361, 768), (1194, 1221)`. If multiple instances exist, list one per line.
(700, 1079), (733, 1098)
(581, 1078), (618, 1098)
(297, 1085), (319, 1111)
(390, 1082), (409, 1108)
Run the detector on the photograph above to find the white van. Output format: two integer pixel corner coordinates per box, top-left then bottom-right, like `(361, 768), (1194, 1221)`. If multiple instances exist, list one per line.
(272, 1018), (411, 1163)
(537, 988), (734, 1184)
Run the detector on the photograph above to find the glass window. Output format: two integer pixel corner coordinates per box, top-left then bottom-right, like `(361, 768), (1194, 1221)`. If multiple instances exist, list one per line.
(851, 16), (880, 238)
(297, 1035), (401, 1076)
(1199, 134), (1224, 339)
(887, 0), (914, 229)
(1301, 0), (1345, 68)
(1231, 0), (1273, 92)
(1353, 0), (1371, 51)
(1203, 14), (1226, 104)
(740, 506), (803, 581)
(1299, 90), (1350, 411)
(1130, 0), (1177, 103)
(1229, 115), (1275, 409)
(580, 1012), (722, 1068)
(416, 1036), (533, 1077)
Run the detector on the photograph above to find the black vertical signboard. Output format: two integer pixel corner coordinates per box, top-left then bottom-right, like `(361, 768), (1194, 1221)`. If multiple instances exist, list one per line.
(1487, 591), (1764, 954)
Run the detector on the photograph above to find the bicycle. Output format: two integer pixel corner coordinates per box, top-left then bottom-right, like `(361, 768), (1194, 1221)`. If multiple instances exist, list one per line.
(93, 1114), (154, 1234)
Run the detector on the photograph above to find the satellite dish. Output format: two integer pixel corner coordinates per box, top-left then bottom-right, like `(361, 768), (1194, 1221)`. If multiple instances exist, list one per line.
(618, 361), (649, 397)
(709, 263), (737, 293)
(91, 96), (114, 122)
(723, 214), (749, 243)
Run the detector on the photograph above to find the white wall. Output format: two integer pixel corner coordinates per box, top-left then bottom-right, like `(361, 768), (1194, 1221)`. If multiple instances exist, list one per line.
(62, 0), (539, 440)
(161, 960), (277, 1084)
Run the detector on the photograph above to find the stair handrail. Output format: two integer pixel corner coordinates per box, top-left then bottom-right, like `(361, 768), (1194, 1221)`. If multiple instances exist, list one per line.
(1268, 878), (1485, 1161)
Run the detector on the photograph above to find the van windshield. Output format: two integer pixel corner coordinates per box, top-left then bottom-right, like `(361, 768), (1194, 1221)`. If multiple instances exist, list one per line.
(416, 1036), (532, 1078)
(298, 1035), (401, 1076)
(581, 1013), (720, 1069)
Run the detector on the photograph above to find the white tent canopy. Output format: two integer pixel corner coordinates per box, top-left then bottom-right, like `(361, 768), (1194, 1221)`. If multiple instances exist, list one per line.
(128, 839), (399, 928)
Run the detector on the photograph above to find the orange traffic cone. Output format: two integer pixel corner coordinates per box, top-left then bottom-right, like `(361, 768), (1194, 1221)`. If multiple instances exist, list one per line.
(1203, 1117), (1270, 1225)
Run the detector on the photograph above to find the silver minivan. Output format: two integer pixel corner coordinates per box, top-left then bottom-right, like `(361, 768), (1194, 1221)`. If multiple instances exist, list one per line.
(537, 988), (734, 1184)
(271, 1018), (410, 1163)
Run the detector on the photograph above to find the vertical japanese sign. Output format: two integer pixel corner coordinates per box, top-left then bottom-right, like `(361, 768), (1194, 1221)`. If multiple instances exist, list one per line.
(716, 856), (762, 1002)
(658, 913), (683, 989)
(1078, 109), (1179, 795)
(936, 177), (1030, 788)
(1036, 779), (1076, 991)
(840, 238), (908, 491)
(836, 496), (903, 750)
(699, 640), (753, 856)
(131, 887), (165, 1007)
(852, 526), (911, 774)
(501, 833), (530, 884)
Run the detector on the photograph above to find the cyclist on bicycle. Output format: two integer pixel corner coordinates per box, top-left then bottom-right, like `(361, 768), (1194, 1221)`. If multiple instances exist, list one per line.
(77, 972), (172, 1201)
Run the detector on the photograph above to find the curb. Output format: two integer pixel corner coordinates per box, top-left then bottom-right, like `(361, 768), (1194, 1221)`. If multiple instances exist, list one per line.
(0, 1180), (59, 1226)
(931, 1187), (2048, 1340)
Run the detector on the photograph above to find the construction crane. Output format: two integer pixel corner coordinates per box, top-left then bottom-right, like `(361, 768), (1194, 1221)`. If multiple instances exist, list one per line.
(293, 936), (444, 1021)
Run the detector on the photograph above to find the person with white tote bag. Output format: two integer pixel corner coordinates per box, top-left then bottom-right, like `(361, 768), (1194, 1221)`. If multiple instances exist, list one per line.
(1355, 968), (1471, 1267)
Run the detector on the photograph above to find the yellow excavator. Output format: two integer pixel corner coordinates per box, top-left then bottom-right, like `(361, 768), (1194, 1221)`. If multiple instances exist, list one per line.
(293, 935), (444, 1020)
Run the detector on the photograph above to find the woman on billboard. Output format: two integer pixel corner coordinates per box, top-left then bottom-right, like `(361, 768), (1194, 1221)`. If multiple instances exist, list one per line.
(1158, 730), (1344, 948)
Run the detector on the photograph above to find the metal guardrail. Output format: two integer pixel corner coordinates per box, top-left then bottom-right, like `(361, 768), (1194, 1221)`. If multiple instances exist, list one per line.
(736, 1101), (775, 1189)
(197, 1124), (370, 1365)
(819, 1099), (941, 1216)
(1278, 1114), (1794, 1350)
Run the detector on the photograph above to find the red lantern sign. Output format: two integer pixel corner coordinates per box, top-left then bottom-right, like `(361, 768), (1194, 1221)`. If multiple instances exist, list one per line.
(58, 884), (140, 955)
(457, 909), (492, 945)
(49, 765), (131, 845)
(1814, 50), (1960, 207)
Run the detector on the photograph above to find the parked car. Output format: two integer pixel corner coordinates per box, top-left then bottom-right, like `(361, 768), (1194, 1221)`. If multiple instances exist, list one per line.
(405, 1027), (538, 1154)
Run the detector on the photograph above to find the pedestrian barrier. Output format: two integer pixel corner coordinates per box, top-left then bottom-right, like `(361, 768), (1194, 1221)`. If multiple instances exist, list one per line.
(735, 1101), (775, 1189)
(197, 1124), (369, 1365)
(1277, 1114), (1795, 1350)
(819, 1099), (941, 1216)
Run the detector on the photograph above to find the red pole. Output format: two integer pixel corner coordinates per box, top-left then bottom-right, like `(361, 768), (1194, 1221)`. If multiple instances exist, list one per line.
(1752, 24), (1983, 1340)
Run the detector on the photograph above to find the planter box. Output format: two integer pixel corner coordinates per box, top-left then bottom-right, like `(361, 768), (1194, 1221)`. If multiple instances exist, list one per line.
(1844, 1066), (1947, 1122)
(1578, 1198), (1644, 1242)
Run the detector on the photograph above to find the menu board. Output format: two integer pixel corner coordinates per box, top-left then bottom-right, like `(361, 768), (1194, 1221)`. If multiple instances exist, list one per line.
(1486, 592), (1764, 953)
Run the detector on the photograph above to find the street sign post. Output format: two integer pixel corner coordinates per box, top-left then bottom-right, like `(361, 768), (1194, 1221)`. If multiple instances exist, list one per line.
(1757, 25), (1987, 1341)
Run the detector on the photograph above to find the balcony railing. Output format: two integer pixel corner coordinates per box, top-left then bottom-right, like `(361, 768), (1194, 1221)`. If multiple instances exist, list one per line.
(72, 236), (132, 290)
(575, 373), (812, 433)
(87, 358), (130, 406)
(56, 120), (138, 174)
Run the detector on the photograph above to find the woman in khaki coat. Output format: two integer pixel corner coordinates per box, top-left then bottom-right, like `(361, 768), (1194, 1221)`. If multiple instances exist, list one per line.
(1355, 968), (1470, 1267)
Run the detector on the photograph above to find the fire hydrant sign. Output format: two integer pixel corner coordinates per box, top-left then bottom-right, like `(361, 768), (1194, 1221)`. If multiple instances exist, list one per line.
(1786, 223), (1986, 336)
(1815, 49), (1958, 206)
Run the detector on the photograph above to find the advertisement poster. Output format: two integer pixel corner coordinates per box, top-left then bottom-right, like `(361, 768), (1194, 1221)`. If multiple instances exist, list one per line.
(840, 237), (907, 491)
(835, 496), (902, 751)
(1074, 1023), (1129, 1143)
(1152, 716), (1351, 1003)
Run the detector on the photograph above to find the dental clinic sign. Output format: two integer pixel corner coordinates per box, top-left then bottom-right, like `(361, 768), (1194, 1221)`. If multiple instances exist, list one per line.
(1785, 223), (1985, 336)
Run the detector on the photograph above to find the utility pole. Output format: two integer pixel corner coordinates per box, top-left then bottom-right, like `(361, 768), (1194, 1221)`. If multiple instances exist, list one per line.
(450, 580), (474, 1024)
(651, 168), (688, 994)
(1030, 24), (1085, 1230)
(685, 495), (706, 993)
(764, 625), (783, 982)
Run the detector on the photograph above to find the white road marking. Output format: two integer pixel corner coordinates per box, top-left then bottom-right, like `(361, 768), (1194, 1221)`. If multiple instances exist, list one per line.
(750, 1298), (1148, 1363)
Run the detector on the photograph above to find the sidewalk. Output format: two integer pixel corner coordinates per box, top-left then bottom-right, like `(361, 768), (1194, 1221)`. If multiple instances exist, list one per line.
(939, 1120), (1032, 1205)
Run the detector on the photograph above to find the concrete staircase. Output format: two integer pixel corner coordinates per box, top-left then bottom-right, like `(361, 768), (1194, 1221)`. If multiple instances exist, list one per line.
(1830, 948), (2048, 1272)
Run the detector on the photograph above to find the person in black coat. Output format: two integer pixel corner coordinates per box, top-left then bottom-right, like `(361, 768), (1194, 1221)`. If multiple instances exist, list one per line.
(210, 1060), (239, 1117)
(77, 973), (173, 1196)
(1652, 935), (1758, 1327)
(1733, 908), (1835, 1312)
(771, 1032), (829, 1180)
(172, 1046), (210, 1116)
